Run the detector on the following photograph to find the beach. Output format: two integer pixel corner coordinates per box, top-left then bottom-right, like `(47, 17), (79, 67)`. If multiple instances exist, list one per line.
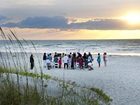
(0, 40), (140, 105)
(39, 55), (140, 105)
(1, 53), (140, 105)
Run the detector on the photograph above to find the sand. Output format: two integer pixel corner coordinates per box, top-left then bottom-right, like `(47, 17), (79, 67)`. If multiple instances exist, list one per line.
(40, 55), (140, 105)
(1, 53), (140, 105)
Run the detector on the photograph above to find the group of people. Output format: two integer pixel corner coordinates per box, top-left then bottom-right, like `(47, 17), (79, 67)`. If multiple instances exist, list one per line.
(30, 52), (107, 70)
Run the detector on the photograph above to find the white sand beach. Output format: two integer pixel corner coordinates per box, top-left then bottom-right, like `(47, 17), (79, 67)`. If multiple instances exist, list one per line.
(1, 52), (140, 105)
(39, 55), (140, 105)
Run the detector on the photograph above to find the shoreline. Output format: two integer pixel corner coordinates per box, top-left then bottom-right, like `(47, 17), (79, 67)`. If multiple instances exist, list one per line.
(0, 51), (140, 57)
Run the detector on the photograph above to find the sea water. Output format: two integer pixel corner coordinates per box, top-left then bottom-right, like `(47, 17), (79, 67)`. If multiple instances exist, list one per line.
(0, 39), (140, 56)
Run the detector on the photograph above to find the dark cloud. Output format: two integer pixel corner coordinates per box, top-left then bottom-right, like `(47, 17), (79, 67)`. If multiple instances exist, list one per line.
(2, 22), (17, 27)
(0, 15), (8, 21)
(20, 16), (68, 28)
(69, 19), (130, 30)
(2, 16), (140, 30)
(3, 16), (68, 28)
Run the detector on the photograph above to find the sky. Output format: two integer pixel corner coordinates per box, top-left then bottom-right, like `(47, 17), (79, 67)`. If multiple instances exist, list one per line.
(0, 0), (140, 40)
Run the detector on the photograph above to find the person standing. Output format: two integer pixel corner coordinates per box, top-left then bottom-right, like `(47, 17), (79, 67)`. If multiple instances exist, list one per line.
(43, 53), (46, 68)
(63, 54), (68, 69)
(46, 54), (51, 70)
(58, 57), (62, 68)
(97, 53), (101, 68)
(30, 54), (34, 70)
(103, 52), (107, 66)
(48, 53), (52, 62)
(87, 52), (93, 63)
(54, 52), (58, 68)
(83, 53), (88, 68)
(68, 54), (72, 69)
(71, 53), (76, 69)
(79, 55), (84, 69)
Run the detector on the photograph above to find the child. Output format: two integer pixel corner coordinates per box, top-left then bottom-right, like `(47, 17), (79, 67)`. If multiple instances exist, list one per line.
(97, 53), (101, 68)
(88, 62), (93, 70)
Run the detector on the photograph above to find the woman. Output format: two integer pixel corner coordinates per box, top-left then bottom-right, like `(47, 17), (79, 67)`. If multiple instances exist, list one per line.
(30, 54), (34, 70)
(58, 57), (62, 68)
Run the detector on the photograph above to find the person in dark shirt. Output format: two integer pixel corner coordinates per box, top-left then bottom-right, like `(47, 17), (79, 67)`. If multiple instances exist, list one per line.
(97, 53), (101, 67)
(30, 54), (34, 70)
(43, 53), (46, 67)
(71, 53), (76, 69)
(83, 53), (88, 68)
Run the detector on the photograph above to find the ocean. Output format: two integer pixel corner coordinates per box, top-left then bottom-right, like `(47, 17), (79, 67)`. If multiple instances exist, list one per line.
(0, 39), (140, 56)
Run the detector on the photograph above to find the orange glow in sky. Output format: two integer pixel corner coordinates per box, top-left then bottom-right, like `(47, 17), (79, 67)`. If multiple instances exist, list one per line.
(2, 28), (140, 40)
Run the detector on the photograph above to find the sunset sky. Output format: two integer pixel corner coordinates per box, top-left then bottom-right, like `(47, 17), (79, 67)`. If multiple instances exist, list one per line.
(0, 0), (140, 40)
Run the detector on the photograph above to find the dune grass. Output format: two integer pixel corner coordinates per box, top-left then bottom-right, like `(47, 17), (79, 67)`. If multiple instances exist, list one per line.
(0, 66), (112, 105)
(0, 66), (51, 79)
(0, 78), (43, 105)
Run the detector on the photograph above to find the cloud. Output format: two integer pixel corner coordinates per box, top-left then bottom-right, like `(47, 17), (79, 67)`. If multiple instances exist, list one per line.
(1, 0), (140, 20)
(3, 16), (68, 28)
(2, 16), (140, 30)
(69, 19), (129, 30)
(20, 16), (68, 28)
(0, 15), (10, 25)
(0, 15), (7, 21)
(1, 0), (140, 19)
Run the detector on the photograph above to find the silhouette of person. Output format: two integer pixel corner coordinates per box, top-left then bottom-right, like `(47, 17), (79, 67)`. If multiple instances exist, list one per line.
(103, 52), (107, 66)
(97, 53), (101, 67)
(30, 54), (34, 70)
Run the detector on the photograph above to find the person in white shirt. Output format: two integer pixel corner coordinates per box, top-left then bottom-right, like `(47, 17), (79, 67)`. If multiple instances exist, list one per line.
(63, 54), (69, 69)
